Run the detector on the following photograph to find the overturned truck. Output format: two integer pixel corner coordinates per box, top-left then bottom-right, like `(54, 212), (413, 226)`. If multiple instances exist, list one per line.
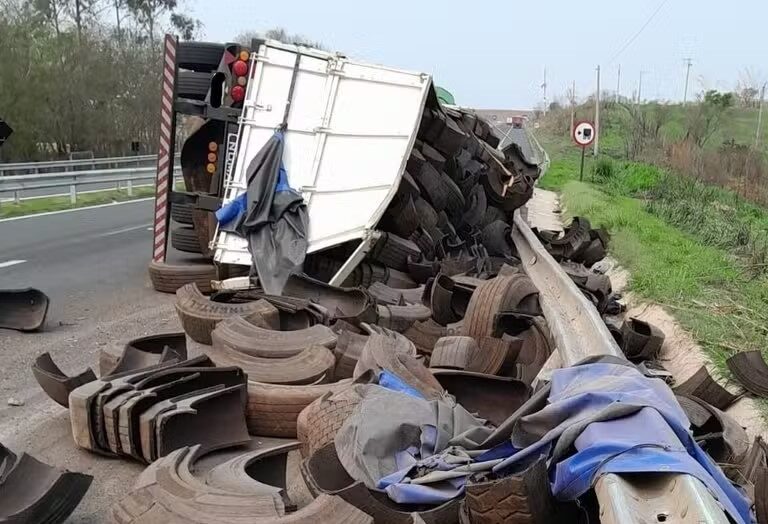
(147, 35), (539, 292)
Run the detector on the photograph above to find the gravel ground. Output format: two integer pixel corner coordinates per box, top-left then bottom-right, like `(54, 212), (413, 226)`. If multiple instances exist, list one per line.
(0, 281), (314, 522)
(0, 283), (179, 522)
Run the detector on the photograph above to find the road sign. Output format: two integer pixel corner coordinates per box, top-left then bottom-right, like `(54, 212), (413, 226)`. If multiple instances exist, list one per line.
(0, 119), (12, 147)
(573, 121), (595, 147)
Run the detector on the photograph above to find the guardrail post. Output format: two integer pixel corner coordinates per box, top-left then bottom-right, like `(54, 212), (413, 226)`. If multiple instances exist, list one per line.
(13, 191), (20, 204)
(127, 179), (133, 196)
(70, 184), (76, 204)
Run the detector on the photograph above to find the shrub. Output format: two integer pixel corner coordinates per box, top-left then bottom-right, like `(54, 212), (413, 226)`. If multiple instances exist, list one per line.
(593, 157), (615, 180)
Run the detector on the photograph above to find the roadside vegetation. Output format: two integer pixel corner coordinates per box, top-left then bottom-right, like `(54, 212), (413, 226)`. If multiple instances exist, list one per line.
(536, 99), (768, 397)
(0, 0), (313, 163)
(0, 186), (156, 218)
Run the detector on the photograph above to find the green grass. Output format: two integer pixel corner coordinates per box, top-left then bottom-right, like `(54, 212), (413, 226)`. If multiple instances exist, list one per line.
(538, 132), (768, 421)
(0, 186), (156, 218)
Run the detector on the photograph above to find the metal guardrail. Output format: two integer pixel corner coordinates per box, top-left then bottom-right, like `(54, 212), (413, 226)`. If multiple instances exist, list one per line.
(0, 166), (181, 204)
(517, 126), (727, 523)
(0, 154), (181, 175)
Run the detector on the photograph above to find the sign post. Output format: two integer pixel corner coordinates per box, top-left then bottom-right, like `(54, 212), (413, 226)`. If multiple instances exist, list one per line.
(572, 121), (596, 181)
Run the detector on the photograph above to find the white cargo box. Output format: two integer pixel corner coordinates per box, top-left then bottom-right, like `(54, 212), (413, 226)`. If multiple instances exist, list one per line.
(213, 40), (431, 283)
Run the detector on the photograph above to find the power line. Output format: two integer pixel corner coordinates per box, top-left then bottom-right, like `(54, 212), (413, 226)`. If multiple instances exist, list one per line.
(608, 0), (670, 65)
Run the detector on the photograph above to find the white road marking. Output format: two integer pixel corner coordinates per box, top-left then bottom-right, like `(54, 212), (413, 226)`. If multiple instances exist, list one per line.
(0, 259), (26, 269)
(94, 224), (153, 238)
(0, 198), (154, 223)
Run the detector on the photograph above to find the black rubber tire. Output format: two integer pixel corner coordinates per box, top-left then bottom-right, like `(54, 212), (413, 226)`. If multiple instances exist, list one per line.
(433, 116), (468, 157)
(171, 226), (202, 253)
(381, 194), (419, 238)
(385, 268), (418, 290)
(148, 260), (216, 294)
(463, 458), (565, 524)
(177, 41), (225, 72)
(175, 283), (278, 345)
(370, 233), (421, 272)
(246, 380), (351, 438)
(171, 202), (194, 225)
(576, 238), (606, 266)
(462, 274), (539, 341)
(481, 220), (514, 257)
(414, 162), (449, 211)
(461, 184), (487, 229)
(480, 205), (506, 228)
(547, 217), (591, 260)
(430, 336), (476, 369)
(177, 71), (212, 101)
(421, 142), (447, 172)
(481, 169), (533, 213)
(441, 172), (466, 216)
(413, 196), (439, 229)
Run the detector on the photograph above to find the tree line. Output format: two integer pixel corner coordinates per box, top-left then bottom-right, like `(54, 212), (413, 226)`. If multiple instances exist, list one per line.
(0, 0), (201, 162)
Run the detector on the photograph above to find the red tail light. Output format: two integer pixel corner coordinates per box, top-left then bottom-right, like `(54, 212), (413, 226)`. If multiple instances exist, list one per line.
(232, 60), (248, 77)
(231, 85), (245, 102)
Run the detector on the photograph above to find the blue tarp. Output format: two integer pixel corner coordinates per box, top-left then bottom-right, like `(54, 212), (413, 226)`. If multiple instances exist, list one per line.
(378, 370), (426, 399)
(371, 362), (752, 523)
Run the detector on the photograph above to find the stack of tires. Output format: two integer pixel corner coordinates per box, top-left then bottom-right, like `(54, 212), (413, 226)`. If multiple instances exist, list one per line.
(303, 96), (541, 288)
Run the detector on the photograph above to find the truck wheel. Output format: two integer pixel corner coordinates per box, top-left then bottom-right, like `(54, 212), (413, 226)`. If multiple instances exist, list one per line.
(177, 71), (212, 101)
(245, 379), (352, 438)
(177, 41), (225, 72)
(171, 226), (202, 253)
(148, 260), (217, 294)
(175, 283), (277, 344)
(171, 203), (194, 225)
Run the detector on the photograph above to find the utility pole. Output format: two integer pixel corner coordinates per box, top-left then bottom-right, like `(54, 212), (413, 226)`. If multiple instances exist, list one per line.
(616, 64), (621, 103)
(683, 58), (693, 105)
(637, 70), (645, 106)
(756, 82), (767, 148)
(595, 65), (601, 156)
(542, 67), (548, 115)
(570, 79), (576, 135)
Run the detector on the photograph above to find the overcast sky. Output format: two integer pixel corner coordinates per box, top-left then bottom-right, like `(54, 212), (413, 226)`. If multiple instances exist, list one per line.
(188, 0), (767, 109)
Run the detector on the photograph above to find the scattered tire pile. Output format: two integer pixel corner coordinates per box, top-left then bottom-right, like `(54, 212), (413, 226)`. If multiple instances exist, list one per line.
(33, 346), (252, 465)
(88, 105), (580, 522)
(28, 100), (765, 521)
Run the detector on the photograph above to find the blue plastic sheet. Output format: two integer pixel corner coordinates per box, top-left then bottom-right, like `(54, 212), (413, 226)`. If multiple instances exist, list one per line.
(492, 363), (751, 524)
(378, 370), (426, 399)
(215, 193), (246, 226)
(371, 362), (752, 523)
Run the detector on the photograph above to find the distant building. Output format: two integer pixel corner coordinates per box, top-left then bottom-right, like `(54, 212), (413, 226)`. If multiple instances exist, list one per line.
(474, 109), (534, 125)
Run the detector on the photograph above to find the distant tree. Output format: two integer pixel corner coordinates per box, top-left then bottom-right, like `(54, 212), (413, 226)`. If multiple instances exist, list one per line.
(265, 27), (324, 48)
(125, 0), (176, 45)
(736, 68), (763, 108)
(548, 101), (562, 112)
(28, 0), (66, 35)
(685, 90), (734, 147)
(738, 86), (759, 108)
(235, 27), (325, 49)
(170, 12), (200, 41)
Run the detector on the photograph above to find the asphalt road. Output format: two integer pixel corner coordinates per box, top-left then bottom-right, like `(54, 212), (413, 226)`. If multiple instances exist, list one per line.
(0, 199), (184, 522)
(0, 199), (156, 317)
(498, 126), (537, 161)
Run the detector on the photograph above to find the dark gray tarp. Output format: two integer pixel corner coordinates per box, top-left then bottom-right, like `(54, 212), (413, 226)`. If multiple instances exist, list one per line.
(234, 132), (308, 295)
